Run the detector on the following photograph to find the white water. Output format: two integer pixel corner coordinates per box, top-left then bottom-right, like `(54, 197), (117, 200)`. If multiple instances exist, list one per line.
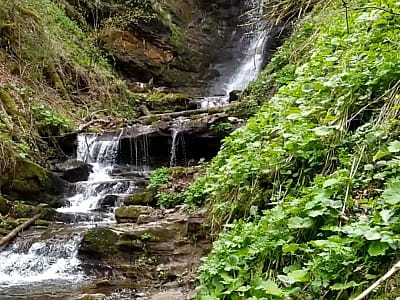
(0, 133), (136, 289)
(170, 117), (190, 167)
(201, 0), (267, 109)
(0, 232), (83, 285)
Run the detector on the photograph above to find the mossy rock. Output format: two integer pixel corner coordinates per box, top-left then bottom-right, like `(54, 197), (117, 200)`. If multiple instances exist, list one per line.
(3, 159), (66, 200)
(79, 227), (119, 258)
(123, 191), (155, 206)
(115, 205), (154, 223)
(10, 202), (56, 220)
(133, 93), (192, 112)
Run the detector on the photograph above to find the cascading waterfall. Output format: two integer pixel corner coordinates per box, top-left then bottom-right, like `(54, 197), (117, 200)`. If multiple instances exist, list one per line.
(170, 117), (189, 167)
(0, 132), (139, 294)
(201, 0), (267, 109)
(0, 231), (83, 286)
(58, 132), (137, 217)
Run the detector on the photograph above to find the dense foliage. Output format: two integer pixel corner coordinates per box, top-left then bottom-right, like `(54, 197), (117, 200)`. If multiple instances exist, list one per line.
(190, 0), (400, 298)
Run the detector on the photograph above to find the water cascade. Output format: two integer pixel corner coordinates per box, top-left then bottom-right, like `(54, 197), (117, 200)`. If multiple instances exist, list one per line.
(0, 0), (270, 297)
(201, 0), (268, 109)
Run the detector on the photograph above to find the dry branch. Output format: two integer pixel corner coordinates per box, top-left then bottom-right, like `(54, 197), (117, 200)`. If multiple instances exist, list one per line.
(353, 261), (400, 300)
(0, 214), (41, 247)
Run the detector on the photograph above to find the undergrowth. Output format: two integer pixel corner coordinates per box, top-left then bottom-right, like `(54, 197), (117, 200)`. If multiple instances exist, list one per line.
(188, 0), (400, 298)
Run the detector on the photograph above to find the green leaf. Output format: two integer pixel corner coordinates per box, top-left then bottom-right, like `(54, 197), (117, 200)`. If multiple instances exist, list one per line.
(382, 182), (400, 205)
(380, 209), (394, 224)
(235, 285), (250, 292)
(282, 244), (299, 253)
(288, 217), (313, 229)
(368, 241), (389, 256)
(373, 150), (391, 161)
(254, 279), (283, 296)
(331, 281), (360, 290)
(388, 141), (400, 153)
(323, 178), (340, 188)
(314, 126), (333, 136)
(364, 164), (374, 171)
(287, 269), (309, 282)
(364, 228), (382, 241)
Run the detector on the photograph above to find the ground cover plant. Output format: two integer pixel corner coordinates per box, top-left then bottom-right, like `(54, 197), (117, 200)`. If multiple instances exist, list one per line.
(189, 0), (400, 298)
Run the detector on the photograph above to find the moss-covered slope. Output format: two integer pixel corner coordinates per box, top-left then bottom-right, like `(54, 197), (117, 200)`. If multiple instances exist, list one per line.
(189, 0), (400, 298)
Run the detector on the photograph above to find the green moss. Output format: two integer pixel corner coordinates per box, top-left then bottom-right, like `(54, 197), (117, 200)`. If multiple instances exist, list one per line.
(124, 191), (155, 206)
(115, 205), (154, 223)
(132, 92), (190, 112)
(79, 227), (119, 257)
(11, 202), (55, 220)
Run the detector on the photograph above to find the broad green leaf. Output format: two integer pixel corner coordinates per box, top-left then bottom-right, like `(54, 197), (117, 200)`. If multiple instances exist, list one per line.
(235, 285), (250, 292)
(382, 182), (400, 205)
(288, 217), (313, 229)
(282, 244), (299, 253)
(364, 228), (381, 241)
(368, 241), (389, 256)
(302, 83), (314, 92)
(323, 178), (340, 188)
(364, 164), (374, 171)
(277, 275), (295, 285)
(388, 141), (400, 153)
(380, 209), (394, 224)
(314, 126), (333, 136)
(254, 279), (283, 296)
(287, 269), (309, 282)
(331, 281), (359, 290)
(373, 150), (391, 161)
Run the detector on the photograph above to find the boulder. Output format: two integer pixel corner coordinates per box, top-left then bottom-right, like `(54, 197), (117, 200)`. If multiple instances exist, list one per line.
(55, 159), (93, 183)
(10, 202), (56, 220)
(2, 159), (66, 198)
(115, 205), (154, 223)
(99, 195), (119, 208)
(79, 227), (119, 258)
(0, 195), (11, 215)
(228, 89), (241, 102)
(123, 191), (155, 206)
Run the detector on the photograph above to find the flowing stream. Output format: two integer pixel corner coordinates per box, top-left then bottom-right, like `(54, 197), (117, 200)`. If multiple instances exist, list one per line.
(0, 0), (269, 298)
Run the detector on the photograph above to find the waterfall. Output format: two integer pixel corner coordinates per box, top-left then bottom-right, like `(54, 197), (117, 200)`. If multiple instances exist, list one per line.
(170, 117), (189, 167)
(201, 0), (267, 109)
(0, 231), (84, 286)
(0, 132), (139, 292)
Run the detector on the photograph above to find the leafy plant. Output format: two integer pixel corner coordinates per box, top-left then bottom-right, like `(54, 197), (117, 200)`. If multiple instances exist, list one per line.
(148, 167), (171, 190)
(191, 0), (400, 298)
(156, 191), (184, 209)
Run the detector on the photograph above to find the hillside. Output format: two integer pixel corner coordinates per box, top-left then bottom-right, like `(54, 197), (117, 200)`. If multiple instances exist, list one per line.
(189, 0), (400, 299)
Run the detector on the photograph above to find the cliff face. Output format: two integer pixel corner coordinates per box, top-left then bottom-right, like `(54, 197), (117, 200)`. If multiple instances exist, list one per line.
(0, 0), (260, 202)
(62, 0), (253, 89)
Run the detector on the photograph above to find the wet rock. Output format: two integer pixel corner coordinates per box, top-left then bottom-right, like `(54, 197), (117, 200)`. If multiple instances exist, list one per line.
(99, 195), (119, 208)
(55, 159), (93, 183)
(123, 191), (155, 206)
(0, 195), (11, 215)
(150, 290), (185, 300)
(10, 202), (56, 220)
(74, 294), (106, 300)
(228, 89), (241, 102)
(115, 205), (154, 223)
(2, 159), (67, 207)
(79, 227), (119, 258)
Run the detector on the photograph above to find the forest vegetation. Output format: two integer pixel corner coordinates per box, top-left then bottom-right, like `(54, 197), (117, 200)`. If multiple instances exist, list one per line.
(1, 0), (400, 299)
